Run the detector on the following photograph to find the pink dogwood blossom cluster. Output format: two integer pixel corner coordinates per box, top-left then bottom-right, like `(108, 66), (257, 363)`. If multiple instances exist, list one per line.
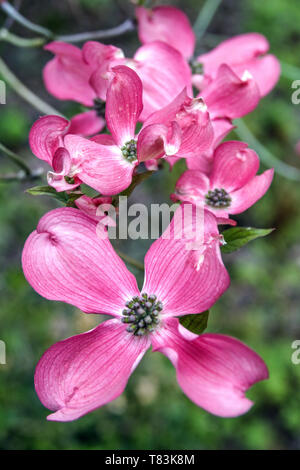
(22, 4), (280, 422)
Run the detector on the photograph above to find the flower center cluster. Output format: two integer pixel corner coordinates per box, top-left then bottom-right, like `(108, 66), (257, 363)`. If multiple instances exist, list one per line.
(205, 188), (231, 208)
(121, 139), (137, 163)
(93, 98), (106, 117)
(122, 293), (163, 336)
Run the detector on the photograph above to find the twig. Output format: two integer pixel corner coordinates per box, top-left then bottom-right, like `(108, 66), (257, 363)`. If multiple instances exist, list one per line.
(4, 0), (23, 30)
(57, 19), (135, 43)
(115, 249), (144, 271)
(1, 1), (135, 44)
(234, 119), (300, 181)
(193, 0), (222, 42)
(1, 1), (53, 38)
(0, 28), (45, 47)
(0, 57), (64, 116)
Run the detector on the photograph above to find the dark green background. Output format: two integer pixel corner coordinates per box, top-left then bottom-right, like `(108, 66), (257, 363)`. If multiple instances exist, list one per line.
(0, 0), (300, 450)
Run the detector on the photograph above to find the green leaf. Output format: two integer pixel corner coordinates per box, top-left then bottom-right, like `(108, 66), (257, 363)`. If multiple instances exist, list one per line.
(179, 311), (209, 335)
(221, 226), (274, 254)
(26, 185), (68, 203)
(26, 185), (82, 206)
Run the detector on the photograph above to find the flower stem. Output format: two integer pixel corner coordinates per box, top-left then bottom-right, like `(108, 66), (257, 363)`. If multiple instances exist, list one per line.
(0, 28), (46, 47)
(1, 1), (53, 38)
(234, 119), (300, 181)
(193, 0), (222, 42)
(0, 56), (64, 116)
(115, 249), (144, 271)
(1, 1), (135, 44)
(57, 19), (135, 43)
(0, 142), (32, 175)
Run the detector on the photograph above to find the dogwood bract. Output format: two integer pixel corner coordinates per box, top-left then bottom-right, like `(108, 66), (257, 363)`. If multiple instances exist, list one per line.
(136, 5), (280, 96)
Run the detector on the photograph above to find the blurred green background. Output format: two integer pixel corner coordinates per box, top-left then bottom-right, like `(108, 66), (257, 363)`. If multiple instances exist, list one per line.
(0, 0), (300, 450)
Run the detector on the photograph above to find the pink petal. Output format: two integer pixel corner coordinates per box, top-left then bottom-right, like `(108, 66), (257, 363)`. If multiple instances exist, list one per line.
(185, 118), (234, 173)
(35, 319), (150, 422)
(144, 88), (187, 126)
(137, 121), (182, 162)
(43, 42), (95, 106)
(211, 117), (235, 146)
(216, 216), (237, 227)
(143, 205), (229, 317)
(144, 90), (214, 159)
(82, 41), (124, 68)
(68, 110), (105, 137)
(47, 147), (81, 192)
(197, 33), (270, 77)
(89, 70), (111, 101)
(152, 318), (268, 417)
(210, 141), (260, 192)
(90, 134), (115, 145)
(229, 169), (274, 214)
(83, 42), (124, 100)
(232, 54), (281, 97)
(22, 207), (140, 315)
(173, 170), (210, 205)
(201, 64), (260, 120)
(75, 195), (116, 226)
(29, 115), (69, 165)
(186, 154), (213, 174)
(63, 134), (136, 195)
(133, 42), (192, 121)
(105, 65), (143, 146)
(136, 6), (195, 59)
(175, 100), (214, 159)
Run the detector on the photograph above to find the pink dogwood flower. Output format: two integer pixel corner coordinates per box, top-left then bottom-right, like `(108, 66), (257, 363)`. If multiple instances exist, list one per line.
(144, 64), (260, 173)
(30, 66), (188, 195)
(195, 33), (281, 97)
(173, 141), (274, 218)
(43, 39), (191, 121)
(22, 205), (268, 421)
(136, 5), (280, 97)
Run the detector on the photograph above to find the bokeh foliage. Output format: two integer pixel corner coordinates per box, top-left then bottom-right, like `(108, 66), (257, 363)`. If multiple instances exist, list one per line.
(0, 0), (300, 450)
